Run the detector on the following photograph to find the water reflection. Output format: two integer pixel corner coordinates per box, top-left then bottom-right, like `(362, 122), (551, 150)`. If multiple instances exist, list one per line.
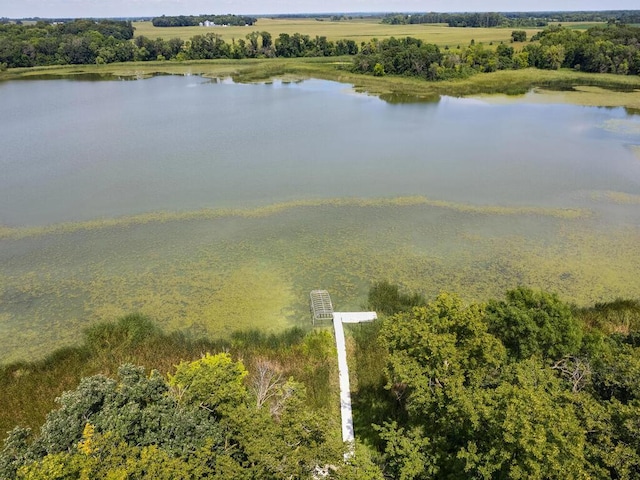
(378, 91), (440, 104)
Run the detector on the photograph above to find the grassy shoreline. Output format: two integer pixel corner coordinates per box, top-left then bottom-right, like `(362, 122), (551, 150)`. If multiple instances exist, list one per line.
(2, 58), (640, 109)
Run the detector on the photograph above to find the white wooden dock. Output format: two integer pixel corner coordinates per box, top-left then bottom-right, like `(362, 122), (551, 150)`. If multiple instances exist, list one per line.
(333, 311), (377, 447)
(309, 290), (377, 449)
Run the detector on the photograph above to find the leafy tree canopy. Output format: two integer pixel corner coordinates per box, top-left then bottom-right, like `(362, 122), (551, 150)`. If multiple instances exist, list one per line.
(372, 287), (640, 479)
(486, 287), (583, 361)
(0, 353), (368, 479)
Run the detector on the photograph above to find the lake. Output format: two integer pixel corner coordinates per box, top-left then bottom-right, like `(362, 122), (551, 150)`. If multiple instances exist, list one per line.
(1, 75), (639, 362)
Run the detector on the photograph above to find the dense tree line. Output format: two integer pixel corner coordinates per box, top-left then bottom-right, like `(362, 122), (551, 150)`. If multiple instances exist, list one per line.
(352, 36), (530, 80)
(527, 23), (640, 74)
(538, 10), (640, 23)
(382, 10), (640, 27)
(0, 20), (135, 67)
(178, 32), (357, 61)
(360, 283), (640, 479)
(274, 33), (358, 57)
(0, 22), (358, 68)
(2, 20), (637, 76)
(352, 24), (640, 80)
(383, 12), (520, 28)
(151, 14), (257, 27)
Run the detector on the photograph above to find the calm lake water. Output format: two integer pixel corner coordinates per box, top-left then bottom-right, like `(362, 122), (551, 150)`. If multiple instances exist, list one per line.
(1, 75), (639, 363)
(1, 76), (639, 226)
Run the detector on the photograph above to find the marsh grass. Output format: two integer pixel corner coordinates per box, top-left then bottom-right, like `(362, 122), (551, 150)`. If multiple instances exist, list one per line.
(575, 299), (640, 335)
(375, 68), (640, 105)
(0, 315), (338, 441)
(0, 346), (92, 437)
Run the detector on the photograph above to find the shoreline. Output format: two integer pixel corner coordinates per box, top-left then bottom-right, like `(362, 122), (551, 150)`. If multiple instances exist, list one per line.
(2, 58), (640, 110)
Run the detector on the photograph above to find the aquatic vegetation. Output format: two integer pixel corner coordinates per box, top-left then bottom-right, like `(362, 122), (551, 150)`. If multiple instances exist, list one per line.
(0, 196), (590, 241)
(1, 197), (638, 364)
(603, 118), (640, 135)
(590, 190), (640, 204)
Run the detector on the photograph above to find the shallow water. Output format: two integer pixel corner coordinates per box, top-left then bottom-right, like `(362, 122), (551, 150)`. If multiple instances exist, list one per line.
(0, 77), (639, 363)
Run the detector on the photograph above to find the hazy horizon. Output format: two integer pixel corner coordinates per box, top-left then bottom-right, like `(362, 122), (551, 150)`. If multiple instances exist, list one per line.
(3, 1), (639, 19)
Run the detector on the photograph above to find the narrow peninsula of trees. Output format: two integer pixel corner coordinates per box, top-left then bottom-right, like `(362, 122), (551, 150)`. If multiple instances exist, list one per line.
(383, 12), (518, 28)
(352, 23), (640, 80)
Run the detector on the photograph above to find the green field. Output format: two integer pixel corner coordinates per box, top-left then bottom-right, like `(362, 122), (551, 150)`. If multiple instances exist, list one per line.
(133, 18), (542, 48)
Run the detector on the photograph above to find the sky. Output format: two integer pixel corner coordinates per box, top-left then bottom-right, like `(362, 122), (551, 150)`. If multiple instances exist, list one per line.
(2, 0), (638, 19)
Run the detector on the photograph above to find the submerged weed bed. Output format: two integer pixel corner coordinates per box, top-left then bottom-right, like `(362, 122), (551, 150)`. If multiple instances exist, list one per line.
(1, 197), (639, 364)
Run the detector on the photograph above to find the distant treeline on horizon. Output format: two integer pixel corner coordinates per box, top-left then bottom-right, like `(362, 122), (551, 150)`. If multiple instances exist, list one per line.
(2, 10), (639, 23)
(151, 14), (257, 27)
(382, 10), (640, 27)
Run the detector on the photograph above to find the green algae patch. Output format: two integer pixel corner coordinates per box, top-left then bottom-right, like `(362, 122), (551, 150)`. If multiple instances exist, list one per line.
(188, 262), (295, 337)
(87, 261), (293, 338)
(473, 85), (640, 111)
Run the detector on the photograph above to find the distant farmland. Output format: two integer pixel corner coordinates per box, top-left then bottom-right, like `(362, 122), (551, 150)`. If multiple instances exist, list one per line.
(133, 17), (546, 48)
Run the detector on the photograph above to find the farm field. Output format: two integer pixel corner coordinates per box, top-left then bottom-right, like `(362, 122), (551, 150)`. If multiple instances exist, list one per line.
(133, 17), (544, 48)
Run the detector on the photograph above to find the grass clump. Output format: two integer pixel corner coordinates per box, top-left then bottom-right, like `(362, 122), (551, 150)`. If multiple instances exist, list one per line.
(576, 299), (640, 335)
(84, 313), (162, 351)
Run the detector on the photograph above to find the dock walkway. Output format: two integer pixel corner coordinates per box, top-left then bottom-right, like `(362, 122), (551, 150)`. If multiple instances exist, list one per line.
(332, 311), (377, 446)
(310, 290), (376, 448)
